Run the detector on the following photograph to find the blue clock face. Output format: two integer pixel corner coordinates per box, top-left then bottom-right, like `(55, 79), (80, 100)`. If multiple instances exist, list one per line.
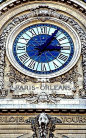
(13, 24), (74, 75)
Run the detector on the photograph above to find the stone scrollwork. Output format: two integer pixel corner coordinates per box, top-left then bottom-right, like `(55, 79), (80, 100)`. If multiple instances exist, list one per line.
(7, 65), (37, 83)
(79, 88), (86, 98)
(25, 92), (61, 104)
(66, 18), (86, 95)
(0, 35), (6, 97)
(50, 65), (81, 90)
(13, 92), (74, 103)
(7, 64), (81, 92)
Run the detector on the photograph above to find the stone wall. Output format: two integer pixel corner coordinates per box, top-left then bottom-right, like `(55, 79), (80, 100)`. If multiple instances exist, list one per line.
(0, 0), (86, 138)
(0, 112), (86, 138)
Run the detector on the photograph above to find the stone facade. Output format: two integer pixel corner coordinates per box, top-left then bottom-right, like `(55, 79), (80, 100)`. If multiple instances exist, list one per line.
(0, 0), (86, 138)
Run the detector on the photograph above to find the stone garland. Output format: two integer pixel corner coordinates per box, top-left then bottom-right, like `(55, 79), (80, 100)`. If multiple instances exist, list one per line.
(50, 65), (81, 88)
(7, 64), (81, 88)
(0, 6), (86, 97)
(7, 65), (37, 83)
(66, 16), (86, 96)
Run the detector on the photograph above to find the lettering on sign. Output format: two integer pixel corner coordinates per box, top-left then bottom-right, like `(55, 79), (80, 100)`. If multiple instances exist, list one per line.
(13, 84), (72, 91)
(0, 116), (86, 124)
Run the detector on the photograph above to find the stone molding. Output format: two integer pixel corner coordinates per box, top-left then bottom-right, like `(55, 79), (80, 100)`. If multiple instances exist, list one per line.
(0, 99), (86, 109)
(0, 0), (86, 16)
(0, 113), (86, 137)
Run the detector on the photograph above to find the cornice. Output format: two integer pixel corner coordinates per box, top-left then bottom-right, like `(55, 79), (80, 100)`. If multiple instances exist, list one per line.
(0, 0), (86, 16)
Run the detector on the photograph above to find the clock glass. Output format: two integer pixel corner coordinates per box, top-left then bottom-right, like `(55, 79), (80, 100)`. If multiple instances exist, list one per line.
(13, 24), (74, 75)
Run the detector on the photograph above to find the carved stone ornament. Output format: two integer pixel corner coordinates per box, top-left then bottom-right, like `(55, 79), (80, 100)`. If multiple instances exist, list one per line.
(18, 113), (68, 138)
(0, 6), (86, 97)
(7, 64), (81, 90)
(0, 35), (6, 96)
(0, 0), (86, 16)
(25, 92), (61, 104)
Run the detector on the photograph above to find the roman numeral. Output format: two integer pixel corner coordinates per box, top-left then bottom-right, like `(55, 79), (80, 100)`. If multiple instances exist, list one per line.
(29, 29), (37, 36)
(58, 36), (67, 42)
(40, 26), (47, 34)
(28, 60), (36, 69)
(62, 46), (70, 50)
(17, 46), (25, 50)
(19, 53), (29, 63)
(53, 62), (59, 68)
(41, 63), (47, 71)
(58, 54), (68, 61)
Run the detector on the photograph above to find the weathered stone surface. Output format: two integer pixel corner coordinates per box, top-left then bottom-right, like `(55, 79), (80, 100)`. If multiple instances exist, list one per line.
(0, 0), (86, 137)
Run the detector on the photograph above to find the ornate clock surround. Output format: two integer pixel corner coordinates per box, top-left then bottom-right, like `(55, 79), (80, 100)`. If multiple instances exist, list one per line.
(6, 15), (81, 79)
(0, 1), (86, 109)
(0, 1), (86, 138)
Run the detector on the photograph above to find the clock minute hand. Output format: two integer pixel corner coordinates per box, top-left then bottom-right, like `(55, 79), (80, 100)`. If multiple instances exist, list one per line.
(42, 28), (60, 48)
(33, 28), (60, 51)
(45, 45), (62, 51)
(37, 28), (60, 52)
(37, 45), (62, 55)
(34, 28), (60, 56)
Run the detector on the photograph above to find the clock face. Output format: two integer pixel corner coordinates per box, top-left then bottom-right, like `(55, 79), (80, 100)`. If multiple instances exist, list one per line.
(13, 23), (74, 76)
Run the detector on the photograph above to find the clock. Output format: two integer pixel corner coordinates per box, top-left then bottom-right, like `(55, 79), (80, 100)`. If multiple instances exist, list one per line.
(6, 22), (81, 79)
